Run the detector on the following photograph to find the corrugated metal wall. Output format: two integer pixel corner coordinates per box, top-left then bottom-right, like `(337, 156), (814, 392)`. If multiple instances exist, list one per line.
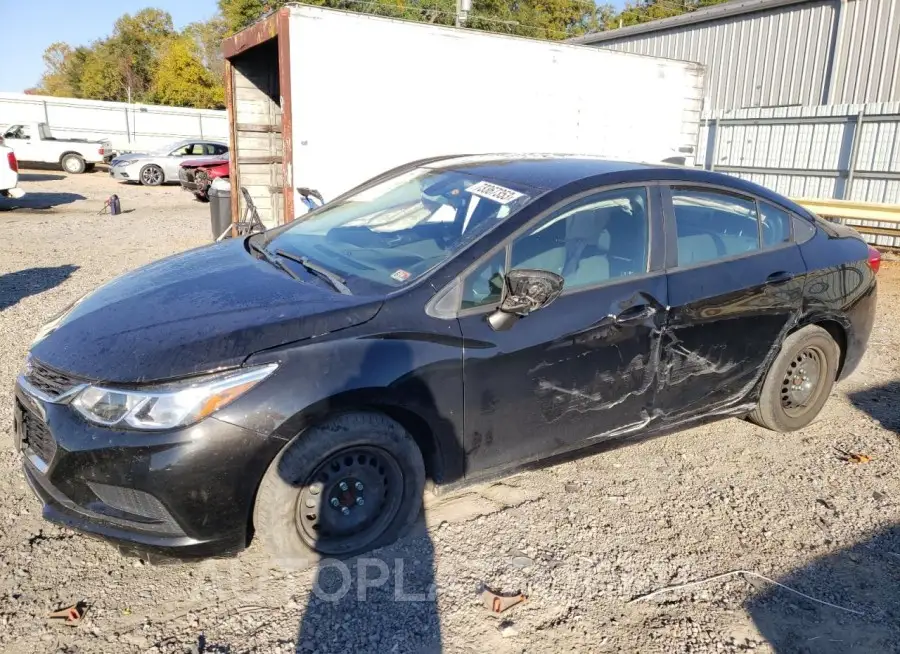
(699, 102), (900, 204)
(596, 0), (900, 113)
(832, 0), (900, 104)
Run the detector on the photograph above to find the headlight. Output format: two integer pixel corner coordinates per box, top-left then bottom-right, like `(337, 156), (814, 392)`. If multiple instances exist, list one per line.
(71, 364), (277, 430)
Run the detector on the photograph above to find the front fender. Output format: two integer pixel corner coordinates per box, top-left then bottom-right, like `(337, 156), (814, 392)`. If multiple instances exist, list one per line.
(214, 331), (466, 484)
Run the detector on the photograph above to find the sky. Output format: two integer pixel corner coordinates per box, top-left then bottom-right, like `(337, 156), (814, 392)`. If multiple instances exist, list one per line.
(0, 0), (220, 93)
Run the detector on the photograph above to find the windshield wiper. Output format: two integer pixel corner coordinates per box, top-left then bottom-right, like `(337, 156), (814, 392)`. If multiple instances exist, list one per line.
(249, 240), (302, 281)
(274, 249), (353, 295)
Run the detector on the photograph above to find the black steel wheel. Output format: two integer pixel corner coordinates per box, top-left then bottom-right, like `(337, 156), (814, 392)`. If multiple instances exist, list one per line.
(295, 445), (404, 553)
(254, 412), (425, 568)
(780, 345), (826, 416)
(750, 325), (839, 432)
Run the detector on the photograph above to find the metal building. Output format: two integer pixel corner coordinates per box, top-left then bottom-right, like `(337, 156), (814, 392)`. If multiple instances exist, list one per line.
(570, 0), (900, 113)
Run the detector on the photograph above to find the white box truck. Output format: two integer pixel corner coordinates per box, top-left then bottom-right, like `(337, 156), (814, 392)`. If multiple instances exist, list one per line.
(222, 6), (706, 227)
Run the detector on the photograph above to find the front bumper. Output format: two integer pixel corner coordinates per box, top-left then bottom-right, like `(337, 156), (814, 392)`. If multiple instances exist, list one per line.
(109, 165), (137, 181)
(13, 377), (284, 559)
(178, 169), (205, 194)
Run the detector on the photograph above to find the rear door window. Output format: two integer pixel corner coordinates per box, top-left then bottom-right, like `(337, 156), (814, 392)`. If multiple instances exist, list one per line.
(670, 187), (759, 266)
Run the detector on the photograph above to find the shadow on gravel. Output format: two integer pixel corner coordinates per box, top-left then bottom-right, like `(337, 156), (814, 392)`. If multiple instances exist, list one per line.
(17, 172), (66, 182)
(0, 265), (79, 311)
(746, 523), (900, 653)
(289, 343), (453, 653)
(0, 192), (86, 212)
(848, 382), (900, 434)
(295, 521), (440, 653)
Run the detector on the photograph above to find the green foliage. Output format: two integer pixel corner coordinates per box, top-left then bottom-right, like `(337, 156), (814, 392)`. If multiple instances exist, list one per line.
(218, 0), (288, 34)
(32, 0), (717, 109)
(615, 0), (728, 28)
(151, 38), (225, 108)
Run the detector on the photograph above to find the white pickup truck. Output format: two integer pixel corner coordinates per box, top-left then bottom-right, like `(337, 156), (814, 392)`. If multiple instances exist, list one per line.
(0, 140), (24, 199)
(1, 122), (109, 174)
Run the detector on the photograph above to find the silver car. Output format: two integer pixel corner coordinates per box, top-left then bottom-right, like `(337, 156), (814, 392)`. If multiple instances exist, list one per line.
(109, 139), (228, 186)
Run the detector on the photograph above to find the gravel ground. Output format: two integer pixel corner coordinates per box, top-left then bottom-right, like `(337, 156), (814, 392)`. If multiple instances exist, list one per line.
(1, 170), (899, 654)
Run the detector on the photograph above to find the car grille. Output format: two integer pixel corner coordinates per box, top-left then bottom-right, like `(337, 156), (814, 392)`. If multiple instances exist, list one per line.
(22, 409), (57, 465)
(26, 359), (82, 399)
(87, 482), (182, 533)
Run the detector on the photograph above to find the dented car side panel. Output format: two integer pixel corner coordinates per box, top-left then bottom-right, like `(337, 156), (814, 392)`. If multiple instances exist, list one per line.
(458, 273), (669, 474)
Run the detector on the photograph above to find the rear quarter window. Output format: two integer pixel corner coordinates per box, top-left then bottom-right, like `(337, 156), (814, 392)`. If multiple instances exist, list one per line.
(792, 215), (816, 244)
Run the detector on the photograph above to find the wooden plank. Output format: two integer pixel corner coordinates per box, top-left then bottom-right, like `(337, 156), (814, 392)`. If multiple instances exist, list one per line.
(792, 197), (900, 223)
(235, 123), (282, 134)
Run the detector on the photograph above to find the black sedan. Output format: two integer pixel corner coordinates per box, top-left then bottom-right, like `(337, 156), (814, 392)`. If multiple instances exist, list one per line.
(14, 155), (878, 564)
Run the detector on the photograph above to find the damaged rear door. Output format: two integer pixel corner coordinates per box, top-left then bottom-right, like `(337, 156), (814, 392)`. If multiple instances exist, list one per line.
(656, 185), (806, 419)
(455, 185), (668, 475)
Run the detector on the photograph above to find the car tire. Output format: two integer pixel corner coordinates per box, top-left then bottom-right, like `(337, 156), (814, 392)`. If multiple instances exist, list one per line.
(254, 412), (425, 569)
(61, 153), (86, 174)
(140, 164), (164, 186)
(749, 325), (840, 432)
(193, 192), (210, 203)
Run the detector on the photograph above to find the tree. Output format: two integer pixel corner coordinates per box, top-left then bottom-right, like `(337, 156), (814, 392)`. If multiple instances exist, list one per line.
(108, 9), (177, 102)
(185, 16), (230, 80)
(151, 37), (225, 108)
(35, 42), (77, 96)
(78, 43), (128, 101)
(219, 0), (288, 34)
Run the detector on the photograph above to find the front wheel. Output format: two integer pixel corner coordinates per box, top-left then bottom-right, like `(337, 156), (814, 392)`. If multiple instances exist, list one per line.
(254, 412), (425, 568)
(140, 164), (164, 186)
(61, 154), (86, 174)
(749, 324), (840, 432)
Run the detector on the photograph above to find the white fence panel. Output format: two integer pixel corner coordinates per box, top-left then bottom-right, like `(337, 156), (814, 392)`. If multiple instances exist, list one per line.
(0, 92), (228, 152)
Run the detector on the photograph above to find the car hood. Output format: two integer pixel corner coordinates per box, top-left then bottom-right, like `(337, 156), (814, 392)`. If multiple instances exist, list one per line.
(30, 239), (383, 383)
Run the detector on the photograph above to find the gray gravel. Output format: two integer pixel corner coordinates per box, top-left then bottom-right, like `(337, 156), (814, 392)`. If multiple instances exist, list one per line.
(1, 170), (899, 653)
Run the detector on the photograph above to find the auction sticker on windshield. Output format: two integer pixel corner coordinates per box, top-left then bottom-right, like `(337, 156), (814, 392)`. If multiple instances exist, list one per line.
(466, 181), (525, 205)
(391, 269), (411, 282)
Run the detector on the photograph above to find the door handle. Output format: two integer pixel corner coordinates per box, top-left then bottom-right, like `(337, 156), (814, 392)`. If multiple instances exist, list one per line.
(615, 304), (657, 324)
(766, 271), (794, 285)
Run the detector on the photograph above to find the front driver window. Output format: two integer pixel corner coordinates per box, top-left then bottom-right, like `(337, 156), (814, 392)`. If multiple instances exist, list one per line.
(511, 186), (649, 289)
(458, 187), (650, 309)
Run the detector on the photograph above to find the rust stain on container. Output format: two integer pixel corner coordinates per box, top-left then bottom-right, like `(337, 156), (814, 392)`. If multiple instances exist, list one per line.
(276, 8), (294, 225)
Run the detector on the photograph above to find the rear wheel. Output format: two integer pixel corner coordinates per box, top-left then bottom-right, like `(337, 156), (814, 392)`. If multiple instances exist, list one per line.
(140, 164), (164, 186)
(749, 325), (839, 432)
(61, 154), (85, 174)
(254, 412), (425, 568)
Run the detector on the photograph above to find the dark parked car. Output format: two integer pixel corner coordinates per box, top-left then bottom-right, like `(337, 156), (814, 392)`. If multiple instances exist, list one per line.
(13, 155), (878, 565)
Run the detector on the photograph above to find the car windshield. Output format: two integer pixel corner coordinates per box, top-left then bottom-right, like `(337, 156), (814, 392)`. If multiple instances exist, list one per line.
(152, 141), (184, 155)
(265, 168), (534, 293)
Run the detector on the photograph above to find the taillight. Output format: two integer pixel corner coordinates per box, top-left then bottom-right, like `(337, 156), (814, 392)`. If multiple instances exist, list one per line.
(98, 147), (105, 155)
(7, 152), (17, 173)
(867, 244), (881, 274)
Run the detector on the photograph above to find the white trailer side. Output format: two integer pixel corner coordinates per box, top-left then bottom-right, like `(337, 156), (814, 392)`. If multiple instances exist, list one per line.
(223, 6), (706, 227)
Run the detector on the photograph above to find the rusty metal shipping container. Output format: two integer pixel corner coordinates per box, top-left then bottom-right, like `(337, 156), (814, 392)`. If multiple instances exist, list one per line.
(222, 6), (707, 227)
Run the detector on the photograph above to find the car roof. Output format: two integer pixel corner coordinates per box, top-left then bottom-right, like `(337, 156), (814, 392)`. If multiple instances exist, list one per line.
(421, 154), (806, 215)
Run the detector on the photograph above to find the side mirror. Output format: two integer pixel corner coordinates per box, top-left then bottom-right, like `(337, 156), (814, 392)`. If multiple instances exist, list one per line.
(487, 269), (564, 332)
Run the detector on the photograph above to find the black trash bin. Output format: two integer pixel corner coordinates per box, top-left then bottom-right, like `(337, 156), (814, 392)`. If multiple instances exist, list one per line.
(208, 178), (232, 240)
